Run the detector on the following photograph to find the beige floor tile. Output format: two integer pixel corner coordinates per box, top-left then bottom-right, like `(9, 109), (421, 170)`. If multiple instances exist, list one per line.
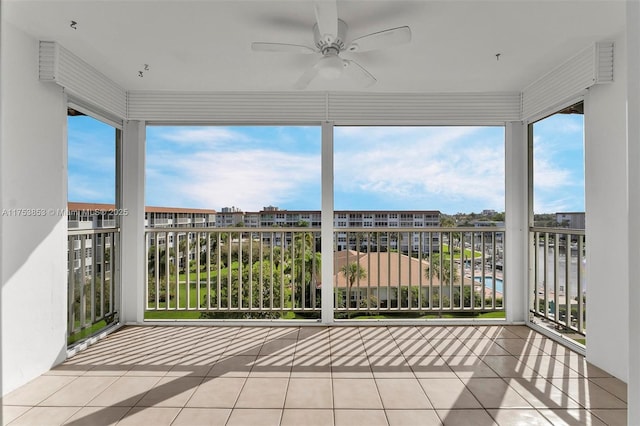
(481, 355), (538, 378)
(298, 327), (330, 339)
(431, 339), (475, 357)
(40, 376), (118, 407)
(387, 326), (425, 340)
(258, 339), (297, 356)
(115, 407), (181, 425)
(223, 339), (265, 356)
(225, 408), (282, 426)
(281, 408), (334, 426)
(170, 408), (232, 426)
(186, 377), (246, 408)
(487, 408), (552, 425)
(364, 339), (403, 357)
(3, 375), (77, 406)
(44, 364), (92, 376)
(418, 327), (459, 340)
(446, 326), (486, 340)
(329, 327), (362, 340)
(295, 338), (331, 357)
(291, 354), (332, 378)
(538, 409), (607, 425)
(6, 406), (80, 426)
(548, 377), (627, 409)
(207, 355), (256, 377)
(333, 378), (383, 409)
(84, 363), (133, 377)
(2, 406), (30, 425)
(166, 353), (218, 377)
(590, 377), (627, 402)
(124, 353), (183, 376)
(249, 355), (293, 377)
(556, 354), (612, 378)
(331, 356), (372, 378)
(419, 378), (482, 409)
(385, 409), (442, 426)
(285, 378), (333, 409)
(369, 356), (414, 378)
(359, 327), (393, 340)
(494, 338), (546, 357)
(522, 355), (580, 378)
(334, 409), (388, 426)
(436, 409), (497, 426)
(234, 377), (289, 408)
(266, 327), (299, 340)
(445, 355), (499, 378)
(185, 339), (231, 357)
(396, 339), (437, 356)
(61, 406), (130, 425)
(535, 339), (575, 357)
(461, 338), (511, 356)
(331, 339), (367, 357)
(88, 376), (161, 407)
(506, 377), (582, 409)
(406, 355), (457, 379)
(479, 326), (523, 339)
(465, 378), (533, 408)
(135, 376), (201, 407)
(590, 408), (628, 426)
(375, 378), (432, 409)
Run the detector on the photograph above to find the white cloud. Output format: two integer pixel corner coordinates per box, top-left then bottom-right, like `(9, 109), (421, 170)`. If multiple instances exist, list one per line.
(155, 127), (249, 145)
(334, 127), (506, 211)
(147, 148), (319, 211)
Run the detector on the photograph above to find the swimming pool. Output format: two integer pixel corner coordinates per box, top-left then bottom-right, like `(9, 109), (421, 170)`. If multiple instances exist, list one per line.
(474, 276), (504, 294)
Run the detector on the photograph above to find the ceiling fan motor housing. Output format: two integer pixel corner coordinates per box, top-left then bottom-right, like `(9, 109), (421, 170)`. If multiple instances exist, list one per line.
(314, 19), (348, 53)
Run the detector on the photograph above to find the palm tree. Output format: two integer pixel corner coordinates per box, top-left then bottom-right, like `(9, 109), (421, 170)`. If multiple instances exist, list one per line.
(340, 261), (367, 308)
(424, 253), (458, 285)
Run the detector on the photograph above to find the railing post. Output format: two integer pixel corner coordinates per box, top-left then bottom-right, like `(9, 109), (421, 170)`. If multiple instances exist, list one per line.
(321, 121), (334, 324)
(505, 121), (527, 323)
(120, 120), (146, 323)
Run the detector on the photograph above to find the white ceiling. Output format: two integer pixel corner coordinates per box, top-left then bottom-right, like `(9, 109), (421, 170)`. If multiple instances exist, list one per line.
(4, 0), (626, 93)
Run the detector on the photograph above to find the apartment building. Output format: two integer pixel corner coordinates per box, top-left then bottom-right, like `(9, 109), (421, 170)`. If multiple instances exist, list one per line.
(215, 206), (441, 253)
(556, 212), (586, 229)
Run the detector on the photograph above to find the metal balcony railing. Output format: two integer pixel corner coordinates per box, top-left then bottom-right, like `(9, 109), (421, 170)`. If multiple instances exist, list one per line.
(334, 228), (505, 318)
(145, 228), (322, 319)
(529, 227), (586, 335)
(67, 228), (119, 344)
(144, 227), (505, 319)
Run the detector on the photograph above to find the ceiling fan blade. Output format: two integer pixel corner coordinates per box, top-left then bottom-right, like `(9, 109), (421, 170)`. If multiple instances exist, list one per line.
(347, 26), (412, 52)
(343, 59), (376, 88)
(251, 42), (316, 54)
(293, 64), (320, 90)
(314, 0), (338, 43)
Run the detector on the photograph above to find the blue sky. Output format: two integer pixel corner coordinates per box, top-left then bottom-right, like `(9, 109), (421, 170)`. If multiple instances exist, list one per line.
(67, 115), (584, 215)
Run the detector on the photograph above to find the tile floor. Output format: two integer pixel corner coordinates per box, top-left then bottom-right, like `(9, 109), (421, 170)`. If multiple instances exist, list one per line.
(2, 325), (628, 425)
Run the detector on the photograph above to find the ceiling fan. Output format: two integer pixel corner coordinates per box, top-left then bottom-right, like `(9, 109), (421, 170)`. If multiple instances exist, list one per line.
(251, 1), (411, 89)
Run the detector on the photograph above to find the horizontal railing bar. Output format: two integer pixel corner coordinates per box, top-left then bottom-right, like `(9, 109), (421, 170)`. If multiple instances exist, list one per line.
(529, 226), (584, 235)
(145, 226), (505, 233)
(69, 227), (120, 236)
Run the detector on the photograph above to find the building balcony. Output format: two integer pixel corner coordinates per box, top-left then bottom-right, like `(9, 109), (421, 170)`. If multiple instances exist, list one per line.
(2, 1), (639, 424)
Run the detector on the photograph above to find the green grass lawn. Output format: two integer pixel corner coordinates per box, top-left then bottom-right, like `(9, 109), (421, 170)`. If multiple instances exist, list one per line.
(68, 320), (109, 345)
(345, 310), (506, 320)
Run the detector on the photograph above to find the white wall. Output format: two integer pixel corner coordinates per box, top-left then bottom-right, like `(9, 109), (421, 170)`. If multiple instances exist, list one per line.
(0, 20), (68, 394)
(584, 31), (628, 381)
